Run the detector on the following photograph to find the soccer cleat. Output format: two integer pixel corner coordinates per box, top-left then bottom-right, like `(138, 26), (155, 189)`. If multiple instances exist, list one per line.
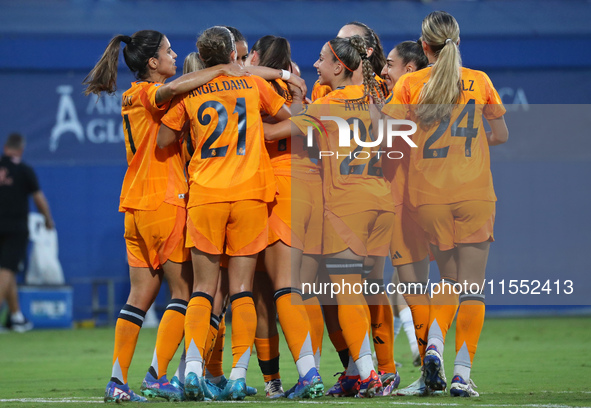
(325, 372), (360, 397)
(203, 378), (222, 400)
(184, 372), (205, 401)
(396, 372), (427, 396)
(450, 375), (479, 397)
(140, 371), (184, 401)
(219, 378), (248, 401)
(423, 345), (447, 391)
(104, 380), (147, 403)
(217, 375), (257, 396)
(356, 370), (383, 398)
(285, 367), (324, 399)
(265, 378), (285, 398)
(11, 318), (33, 333)
(170, 375), (186, 401)
(379, 371), (401, 396)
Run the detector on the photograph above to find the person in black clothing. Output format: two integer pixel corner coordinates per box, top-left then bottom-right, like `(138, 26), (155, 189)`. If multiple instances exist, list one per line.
(0, 133), (54, 332)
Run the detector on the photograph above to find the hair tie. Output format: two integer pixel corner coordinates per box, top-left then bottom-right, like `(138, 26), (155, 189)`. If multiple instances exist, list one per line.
(359, 52), (368, 61)
(121, 35), (132, 45)
(445, 38), (453, 45)
(328, 42), (354, 72)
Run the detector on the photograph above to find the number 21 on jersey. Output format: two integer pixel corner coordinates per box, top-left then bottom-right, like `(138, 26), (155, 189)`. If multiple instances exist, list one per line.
(198, 98), (247, 159)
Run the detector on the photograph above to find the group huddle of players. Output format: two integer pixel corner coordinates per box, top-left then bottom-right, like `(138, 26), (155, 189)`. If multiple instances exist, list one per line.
(84, 9), (508, 403)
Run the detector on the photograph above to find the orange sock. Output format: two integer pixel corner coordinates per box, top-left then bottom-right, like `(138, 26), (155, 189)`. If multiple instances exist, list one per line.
(303, 295), (324, 362)
(327, 264), (371, 362)
(455, 294), (485, 368)
(205, 315), (225, 378)
(150, 299), (187, 379)
(185, 292), (213, 374)
(428, 279), (460, 351)
(203, 314), (220, 364)
(403, 292), (431, 360)
(255, 334), (280, 382)
(275, 289), (315, 376)
(338, 303), (371, 361)
(111, 304), (146, 384)
(367, 294), (396, 373)
(230, 292), (257, 371)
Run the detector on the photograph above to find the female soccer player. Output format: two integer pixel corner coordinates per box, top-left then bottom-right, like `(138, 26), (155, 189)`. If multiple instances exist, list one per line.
(157, 26), (299, 401)
(246, 34), (324, 400)
(380, 40), (434, 394)
(311, 21), (395, 397)
(382, 11), (508, 397)
(83, 30), (243, 403)
(265, 35), (393, 398)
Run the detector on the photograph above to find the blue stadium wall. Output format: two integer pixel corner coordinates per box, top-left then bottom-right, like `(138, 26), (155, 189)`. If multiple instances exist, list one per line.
(1, 0), (590, 321)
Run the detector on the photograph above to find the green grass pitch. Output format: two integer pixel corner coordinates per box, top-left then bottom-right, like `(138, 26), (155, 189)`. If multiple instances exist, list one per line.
(0, 316), (590, 407)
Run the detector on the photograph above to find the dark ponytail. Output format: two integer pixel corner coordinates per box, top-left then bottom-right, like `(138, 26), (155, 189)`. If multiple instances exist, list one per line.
(251, 35), (291, 70)
(83, 30), (164, 96)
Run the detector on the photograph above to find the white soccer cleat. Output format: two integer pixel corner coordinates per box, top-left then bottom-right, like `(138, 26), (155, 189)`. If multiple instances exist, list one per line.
(450, 375), (479, 397)
(264, 378), (284, 399)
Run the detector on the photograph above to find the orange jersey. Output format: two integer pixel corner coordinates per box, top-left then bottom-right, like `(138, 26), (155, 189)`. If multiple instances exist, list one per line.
(293, 84), (393, 217)
(261, 79), (319, 179)
(162, 75), (284, 207)
(382, 67), (506, 207)
(119, 81), (187, 212)
(264, 79), (292, 177)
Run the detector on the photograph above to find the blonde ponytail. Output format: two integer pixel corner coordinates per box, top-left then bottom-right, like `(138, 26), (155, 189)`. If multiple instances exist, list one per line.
(416, 11), (462, 126)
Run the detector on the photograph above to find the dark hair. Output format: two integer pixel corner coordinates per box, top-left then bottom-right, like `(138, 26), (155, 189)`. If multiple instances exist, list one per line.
(251, 35), (291, 70)
(83, 30), (164, 96)
(196, 26), (235, 68)
(4, 133), (25, 150)
(395, 40), (428, 70)
(329, 35), (385, 105)
(344, 22), (387, 75)
(225, 26), (246, 44)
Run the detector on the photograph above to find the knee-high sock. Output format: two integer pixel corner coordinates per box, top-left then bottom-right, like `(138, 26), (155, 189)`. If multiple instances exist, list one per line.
(403, 288), (431, 361)
(185, 292), (213, 376)
(111, 304), (146, 384)
(454, 293), (485, 380)
(204, 314), (220, 364)
(366, 284), (396, 373)
(150, 299), (187, 379)
(255, 334), (281, 382)
(428, 279), (460, 353)
(205, 314), (225, 378)
(275, 288), (315, 377)
(229, 292), (257, 380)
(326, 260), (371, 364)
(303, 294), (324, 369)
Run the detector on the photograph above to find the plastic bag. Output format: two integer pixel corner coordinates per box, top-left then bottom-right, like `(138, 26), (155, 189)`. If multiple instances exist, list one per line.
(25, 213), (65, 285)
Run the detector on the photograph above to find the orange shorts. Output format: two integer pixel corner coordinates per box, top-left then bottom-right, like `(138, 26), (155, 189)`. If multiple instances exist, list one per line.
(186, 200), (269, 256)
(390, 205), (430, 266)
(124, 203), (189, 270)
(323, 210), (394, 257)
(292, 176), (323, 254)
(268, 175), (292, 247)
(417, 201), (495, 251)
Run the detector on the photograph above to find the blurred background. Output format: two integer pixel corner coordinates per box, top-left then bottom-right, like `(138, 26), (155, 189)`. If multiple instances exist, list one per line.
(1, 0), (590, 326)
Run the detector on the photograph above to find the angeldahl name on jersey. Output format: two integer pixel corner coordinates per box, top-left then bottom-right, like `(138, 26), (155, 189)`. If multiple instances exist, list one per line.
(189, 78), (253, 97)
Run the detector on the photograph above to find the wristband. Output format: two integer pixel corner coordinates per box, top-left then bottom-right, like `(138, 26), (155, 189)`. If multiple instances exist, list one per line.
(280, 69), (291, 81)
